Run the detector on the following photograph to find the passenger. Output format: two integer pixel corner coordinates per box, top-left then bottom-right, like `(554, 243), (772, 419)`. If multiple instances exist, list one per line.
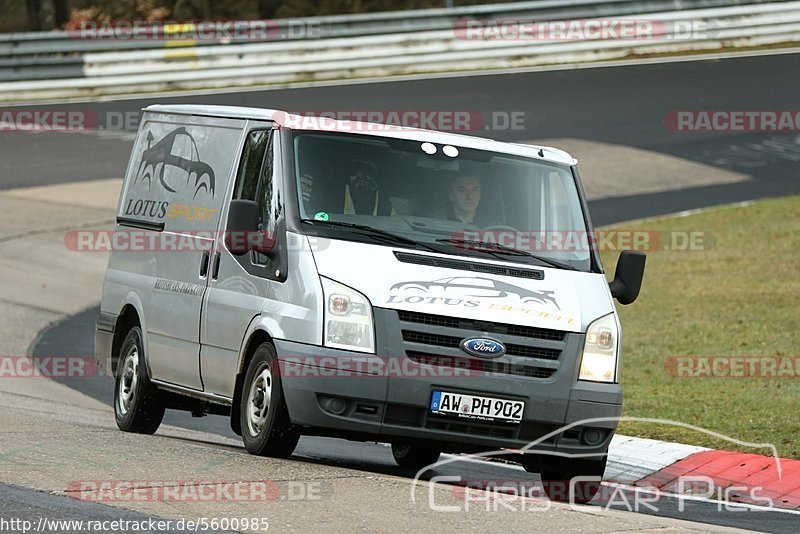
(343, 159), (381, 215)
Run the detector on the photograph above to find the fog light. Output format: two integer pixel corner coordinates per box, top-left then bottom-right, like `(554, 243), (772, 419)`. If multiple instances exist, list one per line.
(582, 428), (604, 446)
(323, 397), (347, 415)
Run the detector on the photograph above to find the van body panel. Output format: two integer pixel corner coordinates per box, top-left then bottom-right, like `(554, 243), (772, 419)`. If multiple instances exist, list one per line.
(276, 339), (389, 432)
(99, 267), (153, 368)
(261, 235), (325, 346)
(309, 238), (613, 333)
(97, 105), (633, 461)
(116, 112), (245, 389)
(198, 119), (260, 398)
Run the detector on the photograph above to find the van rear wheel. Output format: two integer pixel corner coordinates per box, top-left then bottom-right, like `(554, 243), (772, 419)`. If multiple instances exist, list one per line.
(240, 342), (299, 458)
(391, 443), (441, 470)
(114, 326), (165, 434)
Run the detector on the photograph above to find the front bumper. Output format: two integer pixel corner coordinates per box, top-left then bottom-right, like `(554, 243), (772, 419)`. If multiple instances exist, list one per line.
(277, 308), (622, 454)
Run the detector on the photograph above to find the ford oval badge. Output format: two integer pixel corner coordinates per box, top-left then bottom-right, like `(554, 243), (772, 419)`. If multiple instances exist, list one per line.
(460, 337), (506, 359)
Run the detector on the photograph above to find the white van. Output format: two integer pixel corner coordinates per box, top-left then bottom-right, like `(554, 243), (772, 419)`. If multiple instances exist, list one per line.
(96, 104), (645, 503)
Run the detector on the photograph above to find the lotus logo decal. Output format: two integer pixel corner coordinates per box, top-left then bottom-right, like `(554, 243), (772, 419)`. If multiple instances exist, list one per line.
(388, 276), (560, 310)
(134, 127), (216, 199)
(460, 338), (506, 359)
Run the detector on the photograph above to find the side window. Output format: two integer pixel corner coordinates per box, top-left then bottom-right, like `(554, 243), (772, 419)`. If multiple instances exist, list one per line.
(234, 130), (270, 205)
(232, 129), (276, 266)
(542, 170), (585, 238)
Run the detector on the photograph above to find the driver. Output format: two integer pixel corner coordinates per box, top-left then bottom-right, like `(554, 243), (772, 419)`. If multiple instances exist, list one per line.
(447, 174), (482, 224)
(442, 173), (502, 227)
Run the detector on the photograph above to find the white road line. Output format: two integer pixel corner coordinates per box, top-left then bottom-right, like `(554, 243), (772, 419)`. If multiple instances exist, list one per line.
(600, 200), (761, 228)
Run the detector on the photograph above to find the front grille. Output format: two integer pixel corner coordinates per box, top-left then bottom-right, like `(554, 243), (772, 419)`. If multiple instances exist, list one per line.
(504, 344), (561, 360)
(402, 331), (561, 361)
(407, 352), (556, 379)
(402, 330), (461, 348)
(397, 309), (567, 381)
(397, 310), (565, 342)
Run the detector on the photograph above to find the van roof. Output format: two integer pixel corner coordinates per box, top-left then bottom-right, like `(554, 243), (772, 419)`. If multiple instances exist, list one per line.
(143, 104), (577, 166)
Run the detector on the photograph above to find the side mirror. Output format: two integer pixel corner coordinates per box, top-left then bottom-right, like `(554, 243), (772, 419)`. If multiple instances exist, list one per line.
(225, 200), (274, 256)
(609, 250), (646, 305)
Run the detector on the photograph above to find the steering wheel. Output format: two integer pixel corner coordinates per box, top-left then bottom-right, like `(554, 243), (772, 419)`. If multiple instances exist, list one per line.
(483, 225), (519, 233)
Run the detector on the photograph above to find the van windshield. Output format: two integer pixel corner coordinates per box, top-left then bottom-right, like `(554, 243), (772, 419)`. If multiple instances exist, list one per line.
(292, 131), (593, 272)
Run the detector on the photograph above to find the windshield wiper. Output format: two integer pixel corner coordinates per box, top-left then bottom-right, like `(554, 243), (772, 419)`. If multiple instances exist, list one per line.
(435, 238), (578, 271)
(301, 219), (449, 254)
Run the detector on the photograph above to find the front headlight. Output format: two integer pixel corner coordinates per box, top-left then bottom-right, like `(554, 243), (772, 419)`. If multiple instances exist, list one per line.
(578, 313), (619, 383)
(321, 277), (375, 353)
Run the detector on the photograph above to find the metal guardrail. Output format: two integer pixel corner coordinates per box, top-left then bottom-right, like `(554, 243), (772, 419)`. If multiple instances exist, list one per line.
(0, 0), (797, 100)
(0, 0), (781, 56)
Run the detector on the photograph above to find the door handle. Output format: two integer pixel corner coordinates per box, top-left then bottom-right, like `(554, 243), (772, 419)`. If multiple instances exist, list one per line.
(211, 252), (221, 280)
(199, 251), (210, 278)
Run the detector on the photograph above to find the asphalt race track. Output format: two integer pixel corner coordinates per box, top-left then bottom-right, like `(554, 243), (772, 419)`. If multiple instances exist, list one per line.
(30, 307), (799, 532)
(5, 52), (800, 532)
(3, 53), (800, 225)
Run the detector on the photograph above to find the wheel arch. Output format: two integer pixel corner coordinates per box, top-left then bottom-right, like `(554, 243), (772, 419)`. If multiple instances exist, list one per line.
(110, 301), (143, 376)
(231, 324), (276, 436)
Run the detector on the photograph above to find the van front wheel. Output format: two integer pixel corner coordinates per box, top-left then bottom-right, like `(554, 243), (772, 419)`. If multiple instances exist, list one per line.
(522, 455), (606, 504)
(391, 443), (441, 470)
(114, 326), (165, 434)
(240, 343), (299, 458)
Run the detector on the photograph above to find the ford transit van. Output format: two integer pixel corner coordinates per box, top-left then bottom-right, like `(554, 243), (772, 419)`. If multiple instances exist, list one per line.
(96, 104), (645, 503)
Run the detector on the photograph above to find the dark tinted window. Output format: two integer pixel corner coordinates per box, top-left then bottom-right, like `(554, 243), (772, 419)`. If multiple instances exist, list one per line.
(233, 129), (275, 266)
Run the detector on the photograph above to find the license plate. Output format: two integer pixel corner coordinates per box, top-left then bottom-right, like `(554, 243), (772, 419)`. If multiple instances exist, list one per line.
(430, 390), (524, 424)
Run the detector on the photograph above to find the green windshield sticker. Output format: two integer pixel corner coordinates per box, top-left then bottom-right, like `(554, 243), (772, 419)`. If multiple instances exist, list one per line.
(314, 212), (330, 221)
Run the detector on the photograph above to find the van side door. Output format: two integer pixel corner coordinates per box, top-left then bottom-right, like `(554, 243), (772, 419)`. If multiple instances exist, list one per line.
(142, 115), (244, 390)
(200, 124), (283, 398)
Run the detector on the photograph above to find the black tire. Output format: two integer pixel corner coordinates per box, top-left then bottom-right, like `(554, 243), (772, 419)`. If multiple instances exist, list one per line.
(391, 443), (441, 470)
(114, 326), (165, 434)
(240, 342), (299, 458)
(522, 455), (607, 504)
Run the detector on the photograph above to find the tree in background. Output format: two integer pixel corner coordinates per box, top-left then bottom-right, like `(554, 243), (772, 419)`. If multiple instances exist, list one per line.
(53, 0), (69, 26)
(274, 0), (442, 18)
(14, 0), (517, 31)
(26, 0), (42, 30)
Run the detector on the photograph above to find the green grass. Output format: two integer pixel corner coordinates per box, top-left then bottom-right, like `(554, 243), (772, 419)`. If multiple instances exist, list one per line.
(599, 196), (800, 458)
